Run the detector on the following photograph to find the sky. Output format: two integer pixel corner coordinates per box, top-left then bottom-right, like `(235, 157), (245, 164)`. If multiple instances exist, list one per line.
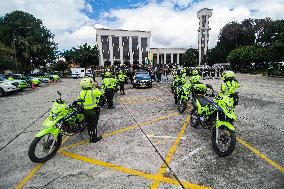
(1, 0), (284, 51)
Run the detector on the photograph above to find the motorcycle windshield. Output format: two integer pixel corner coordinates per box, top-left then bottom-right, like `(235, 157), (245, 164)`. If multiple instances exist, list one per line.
(51, 102), (68, 114)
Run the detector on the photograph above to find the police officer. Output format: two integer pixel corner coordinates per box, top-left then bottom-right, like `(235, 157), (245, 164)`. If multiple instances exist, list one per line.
(219, 71), (239, 95)
(102, 72), (116, 109)
(78, 78), (103, 143)
(189, 69), (201, 83)
(118, 70), (127, 95)
(219, 71), (240, 107)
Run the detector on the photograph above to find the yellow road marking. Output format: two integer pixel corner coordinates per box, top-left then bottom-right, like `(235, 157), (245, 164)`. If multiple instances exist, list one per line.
(15, 136), (70, 189)
(59, 150), (210, 189)
(237, 137), (284, 173)
(60, 112), (179, 151)
(120, 96), (170, 105)
(15, 163), (44, 189)
(150, 115), (191, 189)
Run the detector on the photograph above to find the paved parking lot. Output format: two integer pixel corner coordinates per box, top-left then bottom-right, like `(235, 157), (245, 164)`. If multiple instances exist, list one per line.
(0, 75), (283, 189)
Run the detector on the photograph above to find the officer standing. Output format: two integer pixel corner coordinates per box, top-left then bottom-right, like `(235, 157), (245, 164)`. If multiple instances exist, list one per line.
(118, 70), (127, 95)
(102, 72), (116, 109)
(78, 78), (103, 143)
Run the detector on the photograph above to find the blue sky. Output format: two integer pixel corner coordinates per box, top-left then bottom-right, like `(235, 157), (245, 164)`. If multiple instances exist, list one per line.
(90, 0), (147, 19)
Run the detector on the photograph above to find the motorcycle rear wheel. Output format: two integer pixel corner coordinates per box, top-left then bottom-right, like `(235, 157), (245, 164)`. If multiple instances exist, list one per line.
(28, 134), (62, 163)
(212, 126), (236, 156)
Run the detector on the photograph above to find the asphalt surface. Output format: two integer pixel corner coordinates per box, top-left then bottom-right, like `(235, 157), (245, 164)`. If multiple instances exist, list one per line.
(0, 75), (283, 189)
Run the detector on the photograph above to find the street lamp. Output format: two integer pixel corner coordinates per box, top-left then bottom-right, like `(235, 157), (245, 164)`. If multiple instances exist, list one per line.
(13, 26), (31, 73)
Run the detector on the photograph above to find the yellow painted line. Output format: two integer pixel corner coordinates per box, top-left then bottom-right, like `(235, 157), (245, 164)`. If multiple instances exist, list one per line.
(15, 163), (44, 189)
(59, 150), (210, 189)
(15, 136), (70, 189)
(237, 137), (284, 173)
(59, 112), (179, 151)
(102, 112), (179, 138)
(150, 115), (191, 189)
(120, 96), (170, 105)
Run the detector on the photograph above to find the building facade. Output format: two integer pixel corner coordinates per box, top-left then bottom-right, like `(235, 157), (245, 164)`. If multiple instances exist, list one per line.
(197, 8), (212, 66)
(149, 48), (186, 65)
(96, 28), (151, 66)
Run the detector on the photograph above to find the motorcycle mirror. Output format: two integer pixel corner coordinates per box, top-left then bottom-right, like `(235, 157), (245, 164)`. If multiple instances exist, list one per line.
(57, 91), (61, 96)
(206, 84), (213, 89)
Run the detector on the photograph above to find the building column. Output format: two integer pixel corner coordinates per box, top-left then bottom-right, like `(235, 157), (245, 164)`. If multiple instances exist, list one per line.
(164, 53), (166, 64)
(177, 53), (180, 65)
(119, 36), (123, 64)
(157, 53), (159, 64)
(171, 53), (173, 64)
(147, 37), (150, 51)
(109, 35), (113, 65)
(129, 37), (133, 64)
(97, 35), (103, 66)
(138, 37), (142, 64)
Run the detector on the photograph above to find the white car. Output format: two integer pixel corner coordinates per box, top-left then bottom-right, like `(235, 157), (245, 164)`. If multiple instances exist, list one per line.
(0, 77), (18, 97)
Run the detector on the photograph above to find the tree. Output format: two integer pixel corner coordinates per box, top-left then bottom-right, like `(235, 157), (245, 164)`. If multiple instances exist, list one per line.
(52, 60), (68, 73)
(0, 11), (58, 73)
(227, 45), (262, 71)
(63, 43), (99, 68)
(181, 48), (198, 67)
(0, 43), (15, 73)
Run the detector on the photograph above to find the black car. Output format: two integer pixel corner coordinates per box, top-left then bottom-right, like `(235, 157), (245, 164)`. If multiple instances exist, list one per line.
(133, 73), (152, 88)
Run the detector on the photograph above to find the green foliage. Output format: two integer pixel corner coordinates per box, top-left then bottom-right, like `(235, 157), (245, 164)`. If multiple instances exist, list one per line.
(63, 43), (99, 68)
(0, 43), (15, 72)
(209, 18), (284, 65)
(52, 60), (68, 73)
(0, 11), (58, 73)
(181, 48), (198, 67)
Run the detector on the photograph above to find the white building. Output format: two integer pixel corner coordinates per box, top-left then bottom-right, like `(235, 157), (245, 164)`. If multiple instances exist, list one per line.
(96, 28), (151, 66)
(149, 48), (186, 65)
(197, 8), (212, 66)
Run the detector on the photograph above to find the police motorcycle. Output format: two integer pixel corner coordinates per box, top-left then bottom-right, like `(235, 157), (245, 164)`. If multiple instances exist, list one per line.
(190, 83), (237, 156)
(28, 91), (86, 163)
(176, 83), (191, 113)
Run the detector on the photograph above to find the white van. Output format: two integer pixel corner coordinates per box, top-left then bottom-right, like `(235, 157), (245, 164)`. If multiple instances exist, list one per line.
(70, 68), (85, 78)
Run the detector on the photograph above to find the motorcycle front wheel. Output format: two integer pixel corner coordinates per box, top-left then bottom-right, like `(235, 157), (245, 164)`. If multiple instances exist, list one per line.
(190, 108), (199, 128)
(178, 100), (187, 113)
(28, 134), (62, 163)
(212, 126), (236, 156)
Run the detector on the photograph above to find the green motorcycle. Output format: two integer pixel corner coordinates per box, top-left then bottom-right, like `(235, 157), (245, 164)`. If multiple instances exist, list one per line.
(28, 91), (86, 163)
(190, 83), (237, 156)
(176, 84), (191, 113)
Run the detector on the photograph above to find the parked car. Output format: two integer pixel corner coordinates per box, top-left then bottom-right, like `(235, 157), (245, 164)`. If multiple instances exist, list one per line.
(4, 74), (28, 90)
(133, 72), (152, 88)
(0, 76), (18, 97)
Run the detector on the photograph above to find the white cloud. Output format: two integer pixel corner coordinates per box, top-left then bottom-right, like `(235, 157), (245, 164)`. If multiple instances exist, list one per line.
(0, 0), (284, 50)
(0, 0), (95, 50)
(100, 0), (284, 48)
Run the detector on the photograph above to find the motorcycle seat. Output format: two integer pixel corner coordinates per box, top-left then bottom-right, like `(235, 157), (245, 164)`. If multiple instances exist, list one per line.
(197, 97), (211, 107)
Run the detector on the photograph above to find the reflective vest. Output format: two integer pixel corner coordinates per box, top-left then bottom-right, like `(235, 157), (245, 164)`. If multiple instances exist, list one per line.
(189, 75), (201, 83)
(78, 88), (102, 110)
(118, 74), (126, 82)
(102, 78), (115, 89)
(220, 80), (240, 95)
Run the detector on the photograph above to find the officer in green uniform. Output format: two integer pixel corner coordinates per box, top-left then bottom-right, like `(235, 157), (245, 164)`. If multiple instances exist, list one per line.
(118, 70), (127, 95)
(78, 78), (103, 143)
(219, 71), (240, 107)
(219, 71), (239, 96)
(189, 69), (201, 83)
(102, 72), (116, 109)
